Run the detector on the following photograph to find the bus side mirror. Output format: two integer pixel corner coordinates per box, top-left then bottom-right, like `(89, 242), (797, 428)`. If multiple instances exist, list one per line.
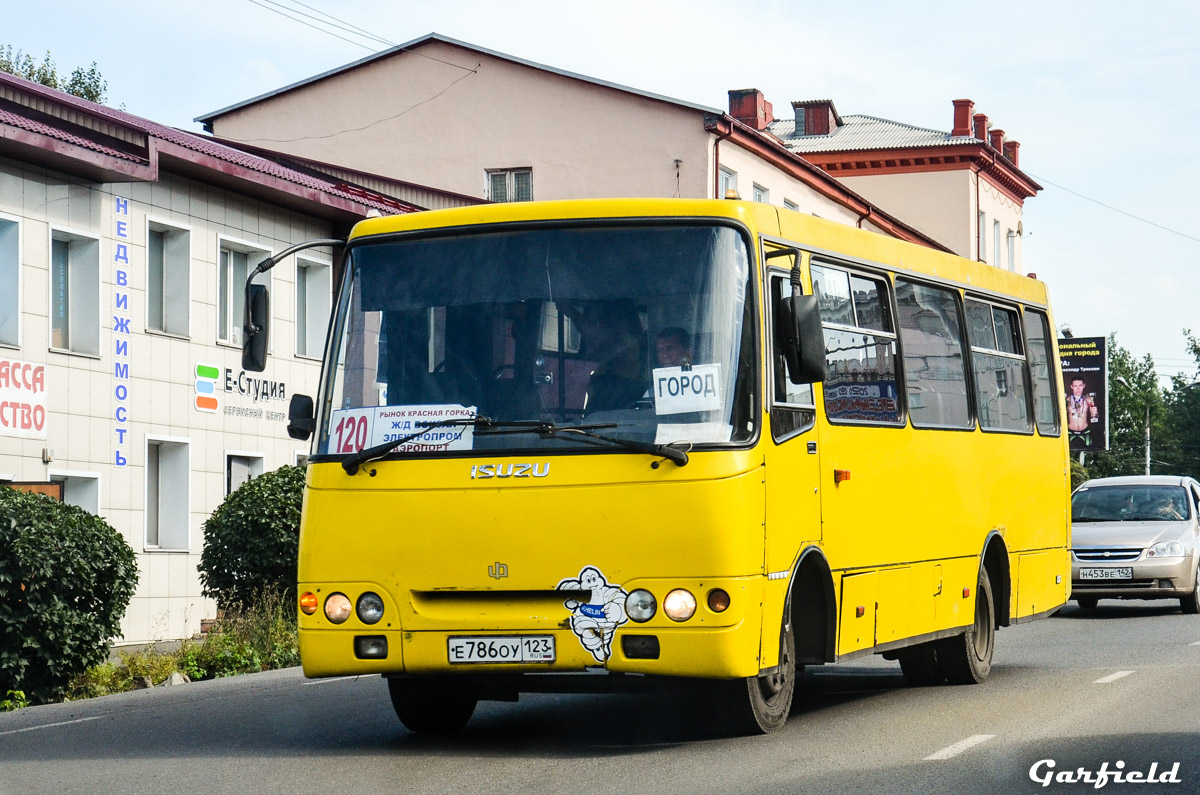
(242, 284), (269, 372)
(287, 394), (315, 441)
(778, 294), (828, 385)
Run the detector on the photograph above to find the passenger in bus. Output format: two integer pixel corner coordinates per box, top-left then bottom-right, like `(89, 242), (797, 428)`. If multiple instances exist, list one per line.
(655, 326), (693, 369)
(572, 302), (648, 415)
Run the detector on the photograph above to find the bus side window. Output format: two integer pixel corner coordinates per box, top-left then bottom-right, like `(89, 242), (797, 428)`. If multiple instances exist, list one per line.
(895, 279), (971, 429)
(1023, 307), (1060, 436)
(965, 299), (1032, 433)
(812, 262), (903, 426)
(769, 272), (815, 440)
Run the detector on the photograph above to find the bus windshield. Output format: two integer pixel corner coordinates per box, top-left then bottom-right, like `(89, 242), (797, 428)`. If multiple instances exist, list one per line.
(316, 222), (755, 458)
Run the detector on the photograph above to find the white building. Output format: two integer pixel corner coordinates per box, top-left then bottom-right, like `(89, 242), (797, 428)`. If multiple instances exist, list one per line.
(0, 71), (470, 643)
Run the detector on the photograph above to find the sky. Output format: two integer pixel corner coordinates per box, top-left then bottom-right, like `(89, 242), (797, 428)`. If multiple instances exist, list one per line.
(8, 0), (1199, 385)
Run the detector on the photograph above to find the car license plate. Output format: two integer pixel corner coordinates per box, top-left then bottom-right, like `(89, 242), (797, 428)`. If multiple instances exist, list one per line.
(1079, 568), (1133, 580)
(447, 636), (556, 664)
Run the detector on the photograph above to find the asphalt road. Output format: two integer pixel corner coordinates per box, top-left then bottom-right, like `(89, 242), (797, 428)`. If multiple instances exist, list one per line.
(3, 600), (1199, 794)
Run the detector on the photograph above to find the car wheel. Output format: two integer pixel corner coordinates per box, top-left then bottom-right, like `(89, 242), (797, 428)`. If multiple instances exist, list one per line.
(936, 568), (995, 685)
(714, 621), (796, 735)
(1075, 596), (1099, 610)
(1181, 588), (1200, 615)
(388, 677), (477, 733)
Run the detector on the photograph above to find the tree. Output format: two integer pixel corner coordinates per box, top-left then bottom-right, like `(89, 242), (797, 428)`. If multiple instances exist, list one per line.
(1083, 334), (1167, 479)
(0, 45), (107, 104)
(1158, 330), (1200, 480)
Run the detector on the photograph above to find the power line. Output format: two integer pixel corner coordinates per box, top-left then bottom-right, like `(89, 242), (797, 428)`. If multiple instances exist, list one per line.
(1027, 171), (1200, 245)
(255, 0), (392, 48)
(246, 0), (377, 51)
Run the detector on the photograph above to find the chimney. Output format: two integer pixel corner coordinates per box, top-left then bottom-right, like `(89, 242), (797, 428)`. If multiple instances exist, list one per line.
(989, 128), (1005, 151)
(972, 113), (989, 142)
(1003, 140), (1020, 167)
(952, 99), (974, 137)
(791, 99), (840, 136)
(728, 88), (773, 131)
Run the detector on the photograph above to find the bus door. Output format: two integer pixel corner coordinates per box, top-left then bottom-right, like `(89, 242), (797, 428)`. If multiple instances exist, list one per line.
(762, 264), (822, 659)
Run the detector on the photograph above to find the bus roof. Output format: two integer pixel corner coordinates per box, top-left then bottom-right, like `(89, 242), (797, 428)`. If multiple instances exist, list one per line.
(348, 198), (1049, 307)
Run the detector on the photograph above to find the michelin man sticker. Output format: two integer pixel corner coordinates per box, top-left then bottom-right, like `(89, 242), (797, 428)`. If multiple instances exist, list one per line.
(556, 566), (628, 663)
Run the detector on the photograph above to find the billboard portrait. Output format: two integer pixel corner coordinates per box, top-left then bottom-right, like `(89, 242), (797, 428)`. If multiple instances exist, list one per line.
(1057, 336), (1108, 452)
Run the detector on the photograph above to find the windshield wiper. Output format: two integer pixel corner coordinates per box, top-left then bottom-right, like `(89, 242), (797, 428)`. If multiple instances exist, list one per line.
(342, 416), (690, 474)
(475, 419), (689, 467)
(342, 416), (486, 475)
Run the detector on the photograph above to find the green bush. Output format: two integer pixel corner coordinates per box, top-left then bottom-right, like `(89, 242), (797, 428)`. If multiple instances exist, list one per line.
(0, 488), (137, 704)
(199, 465), (304, 611)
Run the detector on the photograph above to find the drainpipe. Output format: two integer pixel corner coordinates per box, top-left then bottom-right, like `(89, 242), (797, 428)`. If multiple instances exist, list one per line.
(708, 115), (734, 198)
(857, 207), (872, 229)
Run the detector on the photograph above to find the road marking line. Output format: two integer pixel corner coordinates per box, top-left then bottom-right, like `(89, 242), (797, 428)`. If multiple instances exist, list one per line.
(0, 716), (102, 736)
(1093, 670), (1134, 684)
(1191, 641), (1200, 646)
(302, 675), (361, 686)
(925, 734), (995, 760)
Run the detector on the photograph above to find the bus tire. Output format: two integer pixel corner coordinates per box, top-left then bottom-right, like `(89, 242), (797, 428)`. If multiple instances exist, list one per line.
(387, 677), (477, 733)
(714, 622), (795, 735)
(897, 642), (943, 686)
(936, 567), (994, 685)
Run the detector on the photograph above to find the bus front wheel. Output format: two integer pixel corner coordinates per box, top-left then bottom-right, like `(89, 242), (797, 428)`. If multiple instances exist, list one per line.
(936, 567), (995, 685)
(715, 623), (796, 735)
(387, 677), (477, 733)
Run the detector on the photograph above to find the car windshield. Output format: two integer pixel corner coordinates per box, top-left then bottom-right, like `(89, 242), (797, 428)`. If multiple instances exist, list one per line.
(1071, 485), (1192, 523)
(315, 222), (755, 459)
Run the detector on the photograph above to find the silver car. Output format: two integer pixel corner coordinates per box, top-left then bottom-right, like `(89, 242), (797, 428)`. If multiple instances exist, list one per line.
(1071, 475), (1200, 613)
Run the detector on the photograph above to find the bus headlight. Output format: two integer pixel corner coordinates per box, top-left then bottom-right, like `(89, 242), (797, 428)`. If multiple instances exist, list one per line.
(625, 589), (657, 622)
(663, 589), (697, 622)
(324, 593), (352, 624)
(356, 592), (385, 624)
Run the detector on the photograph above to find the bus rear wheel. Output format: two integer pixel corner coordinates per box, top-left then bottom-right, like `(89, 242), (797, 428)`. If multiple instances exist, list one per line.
(897, 642), (943, 686)
(936, 568), (995, 685)
(715, 623), (795, 735)
(387, 677), (477, 734)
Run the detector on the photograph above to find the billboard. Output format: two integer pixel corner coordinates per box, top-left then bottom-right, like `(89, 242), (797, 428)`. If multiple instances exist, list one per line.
(1058, 336), (1108, 452)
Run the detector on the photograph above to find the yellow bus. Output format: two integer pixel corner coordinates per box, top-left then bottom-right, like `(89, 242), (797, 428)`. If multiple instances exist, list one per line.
(242, 198), (1070, 735)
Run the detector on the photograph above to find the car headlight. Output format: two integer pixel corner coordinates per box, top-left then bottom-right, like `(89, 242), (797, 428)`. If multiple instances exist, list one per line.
(663, 589), (697, 622)
(1147, 540), (1186, 559)
(625, 589), (657, 622)
(356, 592), (385, 624)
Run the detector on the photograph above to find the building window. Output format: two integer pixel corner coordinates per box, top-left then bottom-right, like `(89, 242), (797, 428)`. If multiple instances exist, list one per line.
(752, 184), (769, 203)
(50, 230), (100, 356)
(783, 199), (799, 212)
(1006, 230), (1015, 272)
(0, 216), (17, 346)
(146, 437), (189, 550)
(719, 167), (738, 199)
(487, 169), (533, 202)
(218, 238), (270, 347)
(296, 256), (331, 358)
(50, 471), (100, 514)
(978, 212), (987, 262)
(225, 453), (263, 495)
(147, 222), (190, 336)
(993, 221), (1001, 269)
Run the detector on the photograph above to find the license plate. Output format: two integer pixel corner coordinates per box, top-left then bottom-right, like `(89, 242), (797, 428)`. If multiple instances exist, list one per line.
(447, 635), (556, 664)
(1079, 568), (1133, 580)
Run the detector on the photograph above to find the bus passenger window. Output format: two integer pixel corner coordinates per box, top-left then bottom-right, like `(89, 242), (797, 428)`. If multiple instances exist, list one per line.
(812, 263), (902, 425)
(965, 299), (1032, 433)
(895, 280), (971, 429)
(1023, 308), (1060, 436)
